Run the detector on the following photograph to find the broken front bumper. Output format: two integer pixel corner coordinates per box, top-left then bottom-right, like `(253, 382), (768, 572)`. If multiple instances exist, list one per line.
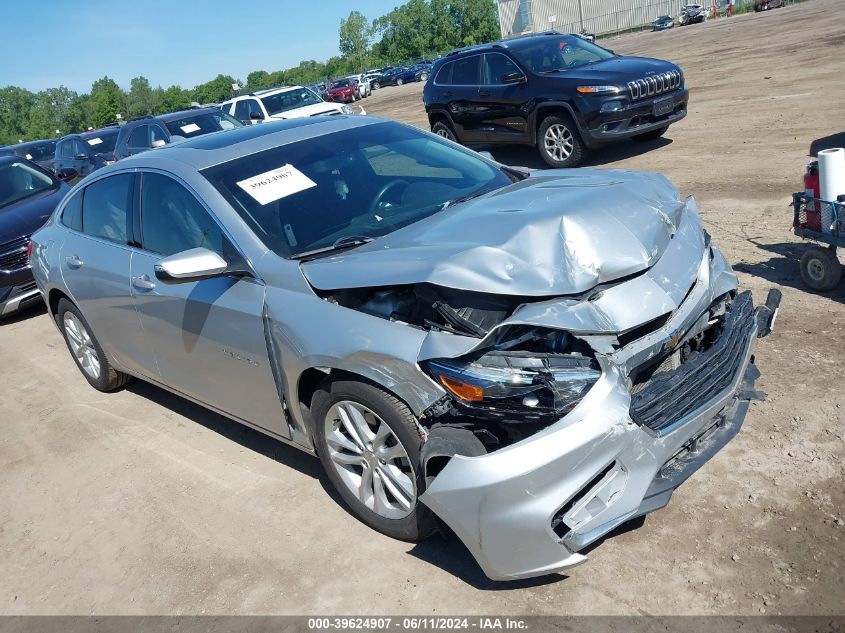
(420, 291), (780, 581)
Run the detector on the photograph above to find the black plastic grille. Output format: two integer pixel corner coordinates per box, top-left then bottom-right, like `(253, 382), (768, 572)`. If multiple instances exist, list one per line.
(0, 236), (29, 272)
(630, 292), (755, 432)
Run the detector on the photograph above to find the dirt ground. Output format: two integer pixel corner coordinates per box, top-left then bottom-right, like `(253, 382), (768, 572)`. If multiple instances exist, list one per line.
(1, 0), (843, 616)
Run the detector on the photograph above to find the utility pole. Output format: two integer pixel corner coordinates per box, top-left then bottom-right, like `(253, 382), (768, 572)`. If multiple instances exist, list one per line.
(577, 0), (585, 32)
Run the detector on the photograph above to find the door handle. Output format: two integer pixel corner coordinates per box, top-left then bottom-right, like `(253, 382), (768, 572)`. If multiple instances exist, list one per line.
(132, 275), (156, 291)
(478, 90), (491, 96)
(65, 255), (83, 268)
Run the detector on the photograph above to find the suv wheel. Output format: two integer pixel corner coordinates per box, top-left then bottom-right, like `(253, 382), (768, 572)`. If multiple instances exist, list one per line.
(312, 378), (437, 541)
(538, 114), (584, 168)
(431, 120), (458, 142)
(57, 298), (131, 392)
(632, 126), (669, 142)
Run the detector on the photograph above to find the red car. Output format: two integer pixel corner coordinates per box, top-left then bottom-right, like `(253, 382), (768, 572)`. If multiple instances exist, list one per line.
(326, 79), (357, 103)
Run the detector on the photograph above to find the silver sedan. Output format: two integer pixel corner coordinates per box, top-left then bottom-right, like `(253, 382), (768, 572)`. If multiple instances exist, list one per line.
(30, 115), (779, 580)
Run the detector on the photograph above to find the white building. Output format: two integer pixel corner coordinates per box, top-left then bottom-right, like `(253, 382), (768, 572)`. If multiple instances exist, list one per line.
(496, 0), (704, 38)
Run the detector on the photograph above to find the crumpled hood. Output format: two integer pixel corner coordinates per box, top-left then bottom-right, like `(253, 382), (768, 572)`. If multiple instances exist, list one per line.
(302, 169), (687, 297)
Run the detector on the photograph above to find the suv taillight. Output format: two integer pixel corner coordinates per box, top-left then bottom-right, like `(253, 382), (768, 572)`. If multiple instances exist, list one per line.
(26, 240), (33, 263)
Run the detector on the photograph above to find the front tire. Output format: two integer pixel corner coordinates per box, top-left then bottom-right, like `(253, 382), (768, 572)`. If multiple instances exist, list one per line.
(800, 246), (841, 291)
(632, 126), (669, 141)
(538, 114), (584, 168)
(397, 78), (404, 86)
(312, 378), (436, 542)
(57, 298), (131, 392)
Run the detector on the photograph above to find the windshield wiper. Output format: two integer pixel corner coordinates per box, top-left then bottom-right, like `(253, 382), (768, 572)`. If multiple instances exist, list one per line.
(291, 235), (375, 260)
(441, 185), (500, 210)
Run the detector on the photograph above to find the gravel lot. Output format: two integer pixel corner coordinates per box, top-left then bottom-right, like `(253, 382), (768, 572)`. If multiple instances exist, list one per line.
(1, 0), (843, 615)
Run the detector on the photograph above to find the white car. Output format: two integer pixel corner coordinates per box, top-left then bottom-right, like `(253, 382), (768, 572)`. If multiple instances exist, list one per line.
(220, 86), (353, 124)
(346, 75), (371, 99)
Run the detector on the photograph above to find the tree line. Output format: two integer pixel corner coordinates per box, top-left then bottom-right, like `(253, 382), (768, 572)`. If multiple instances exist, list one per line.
(0, 0), (499, 146)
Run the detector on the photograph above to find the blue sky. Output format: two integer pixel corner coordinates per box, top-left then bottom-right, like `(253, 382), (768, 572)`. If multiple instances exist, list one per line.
(1, 0), (401, 93)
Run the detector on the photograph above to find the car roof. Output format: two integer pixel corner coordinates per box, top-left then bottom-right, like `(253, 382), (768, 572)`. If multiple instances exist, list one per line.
(113, 114), (385, 171)
(156, 106), (223, 122)
(6, 139), (56, 150)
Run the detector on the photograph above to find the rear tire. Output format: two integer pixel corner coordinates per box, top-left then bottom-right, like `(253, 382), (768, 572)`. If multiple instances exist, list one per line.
(56, 298), (131, 392)
(800, 246), (841, 291)
(632, 126), (669, 142)
(537, 114), (584, 168)
(312, 378), (437, 542)
(431, 120), (458, 142)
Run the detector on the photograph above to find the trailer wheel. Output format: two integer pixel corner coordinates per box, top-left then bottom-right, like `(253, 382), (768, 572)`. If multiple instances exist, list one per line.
(800, 246), (841, 291)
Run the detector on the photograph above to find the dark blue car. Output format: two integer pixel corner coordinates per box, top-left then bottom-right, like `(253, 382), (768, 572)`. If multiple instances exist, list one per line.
(0, 156), (70, 317)
(387, 64), (432, 86)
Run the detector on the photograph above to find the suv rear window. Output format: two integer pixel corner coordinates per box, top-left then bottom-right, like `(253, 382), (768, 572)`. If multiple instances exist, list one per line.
(434, 62), (452, 84)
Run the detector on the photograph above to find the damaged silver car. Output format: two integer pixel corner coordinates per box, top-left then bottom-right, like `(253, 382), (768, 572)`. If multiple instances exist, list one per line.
(30, 116), (780, 580)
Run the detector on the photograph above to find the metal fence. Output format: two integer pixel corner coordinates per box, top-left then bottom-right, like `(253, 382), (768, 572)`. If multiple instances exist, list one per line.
(498, 0), (807, 40)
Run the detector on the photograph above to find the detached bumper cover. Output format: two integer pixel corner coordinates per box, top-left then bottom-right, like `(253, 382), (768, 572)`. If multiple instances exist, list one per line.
(421, 290), (780, 581)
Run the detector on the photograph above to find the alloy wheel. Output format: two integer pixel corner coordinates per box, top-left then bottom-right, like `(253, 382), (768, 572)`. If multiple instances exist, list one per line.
(544, 123), (574, 162)
(63, 312), (101, 380)
(324, 400), (416, 520)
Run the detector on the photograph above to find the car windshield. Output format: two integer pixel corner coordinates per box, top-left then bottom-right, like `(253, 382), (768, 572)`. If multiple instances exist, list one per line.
(331, 80), (350, 88)
(82, 130), (119, 155)
(202, 122), (512, 259)
(16, 141), (56, 161)
(511, 36), (615, 73)
(261, 89), (323, 116)
(0, 161), (59, 208)
(164, 111), (243, 138)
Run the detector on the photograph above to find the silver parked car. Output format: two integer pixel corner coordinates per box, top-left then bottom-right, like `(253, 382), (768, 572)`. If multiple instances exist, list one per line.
(30, 116), (780, 581)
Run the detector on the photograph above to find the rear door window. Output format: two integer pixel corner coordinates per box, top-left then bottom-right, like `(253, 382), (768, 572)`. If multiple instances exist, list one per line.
(129, 125), (150, 148)
(451, 55), (481, 85)
(81, 174), (133, 244)
(61, 191), (83, 231)
(435, 62), (453, 85)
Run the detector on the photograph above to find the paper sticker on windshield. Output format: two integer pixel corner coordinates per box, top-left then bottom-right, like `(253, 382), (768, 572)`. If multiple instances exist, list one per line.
(236, 164), (316, 205)
(180, 123), (201, 134)
(25, 153), (32, 160)
(87, 137), (103, 146)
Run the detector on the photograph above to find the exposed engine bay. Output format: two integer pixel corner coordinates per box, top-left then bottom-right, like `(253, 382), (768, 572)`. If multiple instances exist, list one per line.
(319, 280), (740, 454)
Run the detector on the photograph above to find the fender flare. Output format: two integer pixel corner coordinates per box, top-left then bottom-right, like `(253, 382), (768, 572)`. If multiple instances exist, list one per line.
(531, 101), (593, 148)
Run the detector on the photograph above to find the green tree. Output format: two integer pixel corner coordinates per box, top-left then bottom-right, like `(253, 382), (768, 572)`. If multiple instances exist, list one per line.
(192, 74), (239, 105)
(158, 85), (192, 113)
(0, 86), (35, 144)
(127, 76), (160, 118)
(246, 70), (271, 91)
(90, 76), (126, 127)
(339, 11), (371, 68)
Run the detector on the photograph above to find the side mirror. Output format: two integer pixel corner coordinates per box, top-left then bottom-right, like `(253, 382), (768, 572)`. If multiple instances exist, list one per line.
(249, 111), (263, 120)
(154, 247), (229, 284)
(58, 168), (78, 181)
(74, 153), (89, 161)
(151, 139), (167, 148)
(501, 71), (527, 85)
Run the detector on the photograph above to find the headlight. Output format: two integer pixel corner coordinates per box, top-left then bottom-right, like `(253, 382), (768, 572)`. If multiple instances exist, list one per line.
(341, 105), (353, 115)
(426, 350), (600, 421)
(576, 85), (624, 95)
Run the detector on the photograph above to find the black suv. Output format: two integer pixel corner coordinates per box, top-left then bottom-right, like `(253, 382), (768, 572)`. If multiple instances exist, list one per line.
(423, 33), (688, 167)
(53, 128), (120, 183)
